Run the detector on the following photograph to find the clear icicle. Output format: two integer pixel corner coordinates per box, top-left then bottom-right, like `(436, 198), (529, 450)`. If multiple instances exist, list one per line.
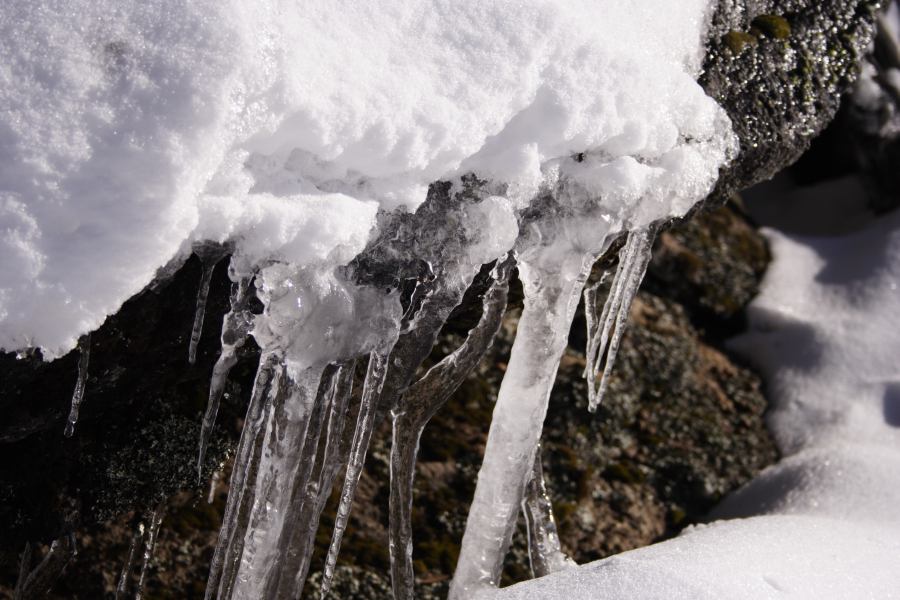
(135, 502), (165, 600)
(584, 227), (656, 412)
(115, 522), (144, 600)
(64, 334), (91, 437)
(320, 351), (391, 598)
(522, 446), (574, 578)
(207, 469), (222, 504)
(389, 256), (513, 600)
(449, 252), (592, 599)
(188, 243), (230, 365)
(228, 365), (324, 599)
(272, 362), (355, 599)
(205, 353), (281, 600)
(14, 542), (32, 600)
(198, 272), (254, 480)
(15, 534), (76, 600)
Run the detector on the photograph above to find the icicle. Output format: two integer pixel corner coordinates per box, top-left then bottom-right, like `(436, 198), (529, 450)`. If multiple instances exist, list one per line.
(205, 352), (281, 600)
(226, 365), (325, 598)
(272, 362), (354, 599)
(14, 542), (32, 600)
(389, 256), (514, 600)
(197, 272), (254, 480)
(135, 501), (165, 600)
(64, 333), (91, 437)
(522, 446), (573, 578)
(188, 243), (230, 365)
(449, 252), (592, 599)
(584, 227), (656, 412)
(207, 469), (222, 504)
(14, 534), (75, 600)
(115, 521), (144, 600)
(319, 351), (391, 598)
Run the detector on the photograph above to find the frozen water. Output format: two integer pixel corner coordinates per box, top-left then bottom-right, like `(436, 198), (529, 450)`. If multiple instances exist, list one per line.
(63, 334), (91, 437)
(584, 227), (656, 412)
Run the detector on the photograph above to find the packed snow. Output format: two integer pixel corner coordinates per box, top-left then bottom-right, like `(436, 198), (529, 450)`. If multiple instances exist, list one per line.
(490, 187), (900, 599)
(0, 0), (731, 357)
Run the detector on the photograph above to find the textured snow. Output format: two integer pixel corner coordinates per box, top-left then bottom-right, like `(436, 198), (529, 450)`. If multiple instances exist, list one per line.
(0, 0), (731, 357)
(491, 192), (900, 599)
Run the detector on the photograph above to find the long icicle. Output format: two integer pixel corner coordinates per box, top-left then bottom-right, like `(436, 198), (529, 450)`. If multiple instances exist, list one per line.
(135, 501), (165, 600)
(15, 534), (76, 600)
(262, 365), (341, 598)
(522, 445), (573, 578)
(274, 362), (355, 599)
(197, 272), (254, 480)
(389, 256), (514, 600)
(449, 251), (592, 599)
(319, 351), (391, 597)
(114, 521), (144, 600)
(64, 333), (91, 437)
(585, 226), (656, 412)
(13, 542), (32, 600)
(205, 352), (281, 600)
(188, 243), (230, 365)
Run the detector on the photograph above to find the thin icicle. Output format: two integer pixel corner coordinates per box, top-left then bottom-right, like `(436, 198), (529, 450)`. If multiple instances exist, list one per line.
(522, 446), (574, 578)
(115, 521), (143, 600)
(188, 243), (230, 365)
(320, 351), (391, 598)
(14, 535), (75, 600)
(389, 256), (514, 600)
(584, 227), (656, 412)
(14, 542), (32, 600)
(64, 334), (91, 437)
(198, 272), (254, 480)
(135, 502), (165, 600)
(208, 469), (222, 504)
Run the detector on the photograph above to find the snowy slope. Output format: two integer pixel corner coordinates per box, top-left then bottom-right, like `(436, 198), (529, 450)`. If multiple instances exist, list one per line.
(491, 202), (900, 599)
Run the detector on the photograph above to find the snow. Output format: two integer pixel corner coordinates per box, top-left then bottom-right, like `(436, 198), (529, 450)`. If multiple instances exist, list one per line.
(0, 0), (732, 358)
(490, 192), (900, 599)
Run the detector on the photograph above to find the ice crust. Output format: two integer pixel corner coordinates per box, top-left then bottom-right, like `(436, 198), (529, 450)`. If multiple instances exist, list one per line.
(1, 0), (732, 357)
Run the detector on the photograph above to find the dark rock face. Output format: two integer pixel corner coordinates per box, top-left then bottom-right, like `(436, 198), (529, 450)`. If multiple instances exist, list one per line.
(0, 255), (258, 576)
(703, 0), (880, 196)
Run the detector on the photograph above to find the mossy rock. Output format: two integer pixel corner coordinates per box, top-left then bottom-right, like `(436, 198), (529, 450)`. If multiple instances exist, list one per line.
(751, 14), (792, 40)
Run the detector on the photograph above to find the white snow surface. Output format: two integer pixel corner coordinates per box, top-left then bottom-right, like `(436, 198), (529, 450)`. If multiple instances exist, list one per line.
(0, 0), (732, 357)
(491, 199), (900, 599)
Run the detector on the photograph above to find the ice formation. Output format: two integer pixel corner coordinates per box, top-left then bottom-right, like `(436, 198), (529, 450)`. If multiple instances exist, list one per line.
(488, 178), (900, 600)
(63, 334), (91, 437)
(1, 0), (738, 597)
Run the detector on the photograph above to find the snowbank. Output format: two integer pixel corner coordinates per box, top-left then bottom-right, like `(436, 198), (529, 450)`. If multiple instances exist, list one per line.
(0, 0), (731, 357)
(491, 199), (900, 599)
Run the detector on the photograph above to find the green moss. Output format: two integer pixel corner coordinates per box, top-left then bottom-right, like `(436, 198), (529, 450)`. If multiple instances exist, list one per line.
(751, 15), (791, 40)
(604, 462), (646, 485)
(722, 31), (758, 54)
